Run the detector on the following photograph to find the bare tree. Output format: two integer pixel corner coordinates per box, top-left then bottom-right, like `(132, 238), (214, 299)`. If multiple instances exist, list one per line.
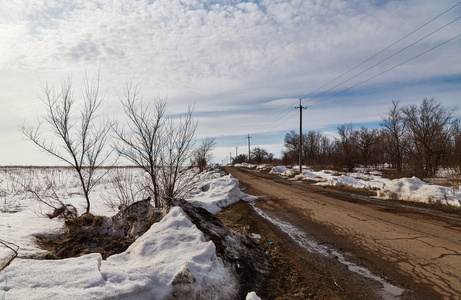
(115, 83), (197, 208)
(102, 167), (151, 211)
(192, 137), (216, 172)
(114, 83), (165, 208)
(356, 127), (379, 167)
(20, 75), (113, 214)
(381, 101), (406, 173)
(251, 147), (273, 164)
(232, 154), (247, 164)
(335, 123), (359, 171)
(402, 98), (456, 177)
(282, 130), (299, 165)
(160, 107), (197, 200)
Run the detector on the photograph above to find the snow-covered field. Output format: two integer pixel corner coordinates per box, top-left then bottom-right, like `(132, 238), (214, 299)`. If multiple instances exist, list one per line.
(0, 166), (259, 300)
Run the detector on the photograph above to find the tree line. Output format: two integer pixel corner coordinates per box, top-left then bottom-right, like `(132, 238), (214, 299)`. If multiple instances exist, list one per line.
(281, 98), (460, 178)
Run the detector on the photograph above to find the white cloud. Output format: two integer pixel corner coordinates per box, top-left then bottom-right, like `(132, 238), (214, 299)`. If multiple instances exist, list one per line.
(0, 0), (460, 164)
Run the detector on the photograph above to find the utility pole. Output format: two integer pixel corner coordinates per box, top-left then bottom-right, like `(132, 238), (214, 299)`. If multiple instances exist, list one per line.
(236, 146), (238, 158)
(295, 99), (307, 173)
(247, 134), (252, 162)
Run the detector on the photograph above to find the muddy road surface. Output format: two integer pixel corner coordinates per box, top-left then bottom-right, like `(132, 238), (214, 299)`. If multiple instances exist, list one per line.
(220, 167), (461, 299)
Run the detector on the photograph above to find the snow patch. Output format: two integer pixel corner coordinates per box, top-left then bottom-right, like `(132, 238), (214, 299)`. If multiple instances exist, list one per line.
(280, 169), (295, 177)
(186, 170), (256, 214)
(378, 177), (461, 207)
(246, 291), (262, 300)
(269, 166), (288, 174)
(0, 207), (237, 300)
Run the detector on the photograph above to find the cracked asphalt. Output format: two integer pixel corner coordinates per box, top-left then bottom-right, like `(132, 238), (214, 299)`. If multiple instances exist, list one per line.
(224, 166), (461, 299)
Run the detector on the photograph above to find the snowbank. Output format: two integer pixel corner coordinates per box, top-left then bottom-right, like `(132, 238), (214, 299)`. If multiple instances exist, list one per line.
(269, 166), (288, 174)
(324, 175), (366, 188)
(234, 162), (257, 168)
(281, 169), (296, 177)
(294, 170), (319, 181)
(0, 207), (238, 300)
(186, 170), (255, 214)
(378, 177), (461, 207)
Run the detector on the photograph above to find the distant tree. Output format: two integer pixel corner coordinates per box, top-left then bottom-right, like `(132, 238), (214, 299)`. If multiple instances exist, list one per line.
(282, 130), (299, 165)
(191, 137), (216, 172)
(334, 123), (359, 171)
(319, 135), (335, 164)
(401, 98), (456, 177)
(282, 130), (334, 166)
(356, 127), (380, 167)
(20, 74), (114, 214)
(380, 101), (406, 173)
(251, 147), (274, 164)
(232, 154), (247, 164)
(449, 120), (461, 175)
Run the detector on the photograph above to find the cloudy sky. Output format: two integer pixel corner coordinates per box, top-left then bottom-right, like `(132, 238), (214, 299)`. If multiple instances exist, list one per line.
(1, 0), (460, 165)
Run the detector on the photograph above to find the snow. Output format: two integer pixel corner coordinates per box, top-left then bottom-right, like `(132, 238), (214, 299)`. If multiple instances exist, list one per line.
(267, 165), (461, 207)
(234, 162), (257, 168)
(377, 177), (461, 207)
(1, 164), (460, 300)
(269, 166), (289, 174)
(324, 174), (366, 188)
(246, 291), (262, 300)
(0, 167), (253, 299)
(0, 207), (238, 300)
(185, 169), (256, 214)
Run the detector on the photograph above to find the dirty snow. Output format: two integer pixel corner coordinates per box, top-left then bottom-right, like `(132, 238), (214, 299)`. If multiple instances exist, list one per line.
(1, 163), (460, 300)
(257, 165), (460, 207)
(0, 167), (258, 299)
(185, 169), (256, 214)
(0, 206), (237, 299)
(377, 176), (461, 207)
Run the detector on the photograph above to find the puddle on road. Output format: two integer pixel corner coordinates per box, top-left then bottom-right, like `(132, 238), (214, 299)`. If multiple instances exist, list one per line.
(251, 203), (404, 299)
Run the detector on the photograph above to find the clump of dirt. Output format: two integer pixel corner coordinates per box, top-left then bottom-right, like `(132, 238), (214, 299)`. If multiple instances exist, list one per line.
(35, 199), (163, 259)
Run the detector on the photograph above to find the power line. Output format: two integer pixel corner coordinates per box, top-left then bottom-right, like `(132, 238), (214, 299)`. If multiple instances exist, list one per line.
(306, 32), (461, 108)
(252, 98), (300, 134)
(300, 1), (461, 104)
(303, 14), (461, 106)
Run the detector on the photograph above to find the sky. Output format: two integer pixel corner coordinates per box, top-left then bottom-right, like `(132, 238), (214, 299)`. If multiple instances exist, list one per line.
(0, 0), (460, 166)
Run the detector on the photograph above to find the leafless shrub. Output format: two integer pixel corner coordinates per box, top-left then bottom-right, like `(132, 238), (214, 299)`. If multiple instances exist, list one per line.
(102, 167), (151, 211)
(5, 169), (78, 220)
(401, 98), (456, 178)
(191, 137), (216, 172)
(114, 82), (197, 208)
(20, 73), (115, 214)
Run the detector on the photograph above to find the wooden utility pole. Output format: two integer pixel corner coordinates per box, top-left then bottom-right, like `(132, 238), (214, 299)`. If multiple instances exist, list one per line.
(247, 134), (252, 162)
(295, 99), (307, 173)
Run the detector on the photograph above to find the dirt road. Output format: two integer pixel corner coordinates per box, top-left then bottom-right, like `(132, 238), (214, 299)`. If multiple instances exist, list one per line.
(221, 167), (461, 299)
